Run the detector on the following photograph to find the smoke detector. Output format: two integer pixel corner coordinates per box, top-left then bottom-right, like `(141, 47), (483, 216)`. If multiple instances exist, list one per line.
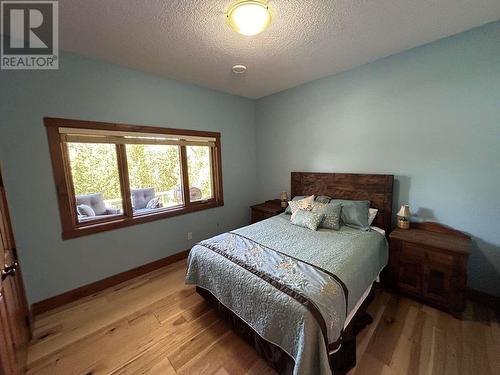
(232, 64), (247, 74)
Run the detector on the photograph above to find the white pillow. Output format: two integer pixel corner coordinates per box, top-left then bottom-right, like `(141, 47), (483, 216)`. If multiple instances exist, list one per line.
(77, 204), (96, 217)
(287, 195), (314, 215)
(146, 196), (161, 209)
(368, 208), (378, 225)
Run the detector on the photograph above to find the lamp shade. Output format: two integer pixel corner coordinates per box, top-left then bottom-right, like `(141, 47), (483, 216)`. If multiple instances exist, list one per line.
(280, 191), (288, 201)
(397, 205), (411, 218)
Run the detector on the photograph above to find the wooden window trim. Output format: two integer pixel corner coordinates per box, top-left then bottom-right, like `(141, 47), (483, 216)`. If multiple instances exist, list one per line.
(44, 117), (224, 240)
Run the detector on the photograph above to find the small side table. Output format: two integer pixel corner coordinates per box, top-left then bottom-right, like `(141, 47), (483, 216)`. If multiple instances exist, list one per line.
(389, 222), (470, 315)
(250, 200), (285, 224)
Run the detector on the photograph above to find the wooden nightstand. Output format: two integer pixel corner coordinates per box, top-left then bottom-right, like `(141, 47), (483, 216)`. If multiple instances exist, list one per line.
(389, 222), (470, 315)
(250, 200), (285, 224)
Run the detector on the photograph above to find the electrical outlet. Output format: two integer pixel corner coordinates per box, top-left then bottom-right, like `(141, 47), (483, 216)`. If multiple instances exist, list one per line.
(187, 232), (193, 240)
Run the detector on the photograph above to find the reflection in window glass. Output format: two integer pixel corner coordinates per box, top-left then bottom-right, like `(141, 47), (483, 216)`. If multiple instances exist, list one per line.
(67, 143), (123, 223)
(187, 146), (213, 202)
(126, 144), (183, 214)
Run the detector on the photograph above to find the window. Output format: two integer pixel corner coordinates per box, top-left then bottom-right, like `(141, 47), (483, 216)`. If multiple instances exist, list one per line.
(187, 145), (213, 202)
(45, 118), (223, 239)
(126, 144), (184, 213)
(68, 142), (124, 223)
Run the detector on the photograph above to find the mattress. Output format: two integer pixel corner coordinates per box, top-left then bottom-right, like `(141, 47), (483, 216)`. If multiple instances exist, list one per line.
(341, 226), (385, 329)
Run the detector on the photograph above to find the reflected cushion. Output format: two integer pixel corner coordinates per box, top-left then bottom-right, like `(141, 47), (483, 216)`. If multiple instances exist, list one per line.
(146, 196), (161, 209)
(132, 188), (156, 209)
(77, 204), (96, 217)
(76, 193), (107, 215)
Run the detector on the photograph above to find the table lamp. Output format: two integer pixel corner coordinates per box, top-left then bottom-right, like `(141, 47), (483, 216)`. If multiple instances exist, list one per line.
(397, 205), (411, 229)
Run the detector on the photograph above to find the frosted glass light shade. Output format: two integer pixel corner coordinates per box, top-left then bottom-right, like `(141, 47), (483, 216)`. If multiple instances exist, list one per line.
(227, 1), (272, 36)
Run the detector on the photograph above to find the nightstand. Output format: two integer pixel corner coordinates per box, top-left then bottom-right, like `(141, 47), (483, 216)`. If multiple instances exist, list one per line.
(250, 200), (285, 224)
(389, 222), (470, 315)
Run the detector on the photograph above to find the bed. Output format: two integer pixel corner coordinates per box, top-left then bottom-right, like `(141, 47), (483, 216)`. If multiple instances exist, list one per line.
(186, 172), (394, 375)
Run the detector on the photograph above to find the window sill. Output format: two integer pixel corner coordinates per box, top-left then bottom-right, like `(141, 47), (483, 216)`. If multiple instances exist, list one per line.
(63, 200), (223, 240)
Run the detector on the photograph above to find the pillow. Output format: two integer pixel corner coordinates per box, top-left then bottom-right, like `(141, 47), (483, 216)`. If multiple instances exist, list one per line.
(330, 199), (370, 230)
(77, 204), (96, 217)
(312, 201), (342, 230)
(368, 208), (378, 226)
(146, 196), (161, 209)
(291, 209), (325, 231)
(284, 195), (305, 214)
(285, 195), (314, 215)
(315, 195), (332, 204)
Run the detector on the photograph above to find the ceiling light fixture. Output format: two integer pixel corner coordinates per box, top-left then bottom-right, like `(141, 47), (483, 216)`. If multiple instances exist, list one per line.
(232, 64), (247, 74)
(227, 1), (272, 36)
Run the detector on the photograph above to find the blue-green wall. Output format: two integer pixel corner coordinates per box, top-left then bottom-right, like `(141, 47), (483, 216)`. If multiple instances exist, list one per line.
(1, 21), (499, 304)
(255, 21), (500, 296)
(0, 52), (257, 303)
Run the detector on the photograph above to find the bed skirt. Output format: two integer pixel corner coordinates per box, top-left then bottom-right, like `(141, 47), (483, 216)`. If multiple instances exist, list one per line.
(196, 285), (375, 375)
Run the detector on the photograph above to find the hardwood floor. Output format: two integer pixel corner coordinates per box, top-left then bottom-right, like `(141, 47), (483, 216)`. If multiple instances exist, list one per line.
(26, 260), (500, 375)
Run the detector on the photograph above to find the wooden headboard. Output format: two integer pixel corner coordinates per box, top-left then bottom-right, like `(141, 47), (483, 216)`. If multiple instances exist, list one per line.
(291, 172), (394, 234)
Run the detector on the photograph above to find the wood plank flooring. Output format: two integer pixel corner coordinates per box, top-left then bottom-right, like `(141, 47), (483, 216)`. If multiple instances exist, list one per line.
(26, 260), (500, 375)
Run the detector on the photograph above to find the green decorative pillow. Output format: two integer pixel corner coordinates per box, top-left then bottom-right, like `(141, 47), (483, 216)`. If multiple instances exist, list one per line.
(315, 195), (332, 204)
(330, 199), (370, 230)
(312, 202), (342, 230)
(291, 209), (325, 231)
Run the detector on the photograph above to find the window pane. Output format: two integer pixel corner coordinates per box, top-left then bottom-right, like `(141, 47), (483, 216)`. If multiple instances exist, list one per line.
(67, 143), (123, 223)
(187, 146), (213, 202)
(126, 144), (183, 214)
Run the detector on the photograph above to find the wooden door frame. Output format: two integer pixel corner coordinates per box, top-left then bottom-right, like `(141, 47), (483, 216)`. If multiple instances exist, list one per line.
(0, 164), (31, 374)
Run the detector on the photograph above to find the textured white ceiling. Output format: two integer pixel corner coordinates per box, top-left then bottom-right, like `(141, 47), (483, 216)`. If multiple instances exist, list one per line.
(59, 0), (500, 98)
